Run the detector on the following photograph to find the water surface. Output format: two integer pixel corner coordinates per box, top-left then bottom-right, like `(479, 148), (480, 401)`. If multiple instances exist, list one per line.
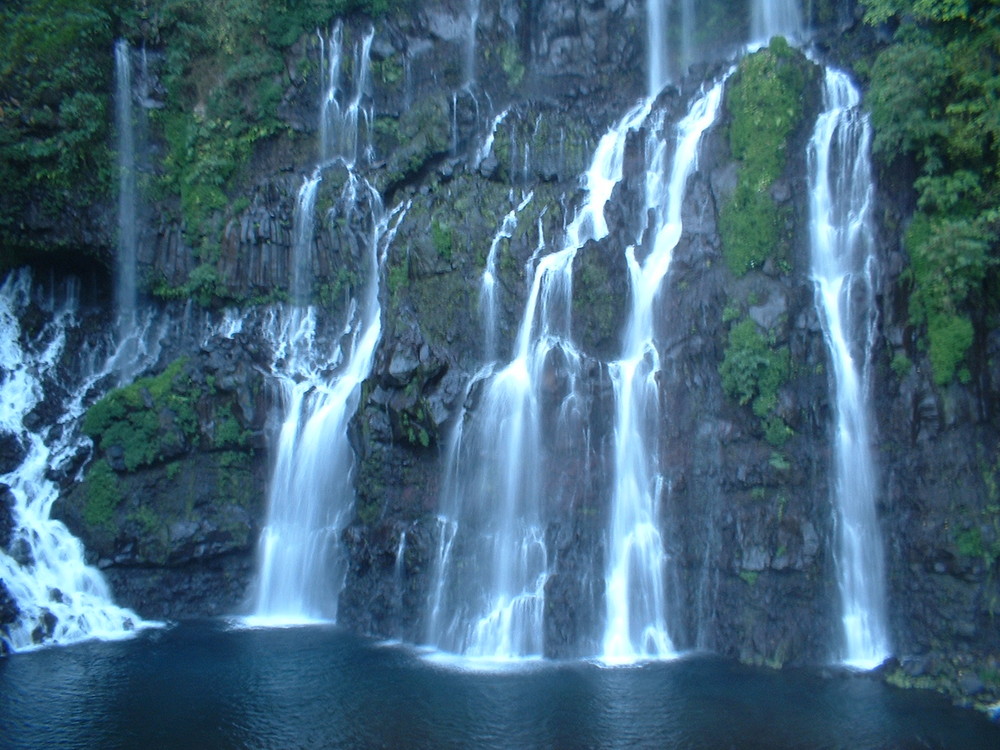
(1, 621), (997, 749)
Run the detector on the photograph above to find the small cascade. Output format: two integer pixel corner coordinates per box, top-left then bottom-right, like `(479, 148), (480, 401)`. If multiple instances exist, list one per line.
(807, 68), (890, 669)
(481, 190), (533, 363)
(601, 78), (728, 664)
(250, 177), (407, 624)
(425, 100), (652, 659)
(0, 271), (149, 653)
(319, 23), (374, 167)
(476, 107), (511, 168)
(114, 39), (138, 353)
(750, 0), (805, 48)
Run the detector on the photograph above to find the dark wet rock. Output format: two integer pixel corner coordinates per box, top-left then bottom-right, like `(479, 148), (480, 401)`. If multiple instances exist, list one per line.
(0, 432), (26, 476)
(0, 579), (19, 627)
(0, 484), (16, 552)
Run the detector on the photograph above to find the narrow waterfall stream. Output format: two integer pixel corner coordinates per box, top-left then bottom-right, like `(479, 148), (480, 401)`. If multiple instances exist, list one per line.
(0, 272), (148, 653)
(807, 68), (890, 668)
(602, 78), (728, 663)
(114, 39), (138, 343)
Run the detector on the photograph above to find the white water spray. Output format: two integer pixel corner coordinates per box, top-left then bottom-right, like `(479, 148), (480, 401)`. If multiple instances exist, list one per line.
(807, 68), (890, 669)
(0, 271), (151, 653)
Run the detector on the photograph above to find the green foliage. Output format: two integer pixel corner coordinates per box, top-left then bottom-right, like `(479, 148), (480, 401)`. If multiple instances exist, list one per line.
(83, 459), (123, 529)
(499, 42), (525, 88)
(890, 352), (913, 377)
(432, 220), (454, 262)
(720, 318), (793, 446)
(739, 570), (760, 586)
(83, 358), (199, 472)
(0, 0), (115, 254)
(721, 39), (812, 275)
(865, 2), (1000, 383)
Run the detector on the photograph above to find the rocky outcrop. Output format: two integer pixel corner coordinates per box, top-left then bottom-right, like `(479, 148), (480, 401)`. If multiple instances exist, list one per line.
(54, 336), (270, 619)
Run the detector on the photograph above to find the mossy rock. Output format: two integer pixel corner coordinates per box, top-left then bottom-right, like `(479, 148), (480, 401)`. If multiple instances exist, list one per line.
(720, 39), (819, 276)
(571, 239), (630, 360)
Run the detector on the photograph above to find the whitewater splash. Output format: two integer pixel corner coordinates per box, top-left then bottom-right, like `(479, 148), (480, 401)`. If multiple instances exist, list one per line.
(807, 68), (890, 669)
(0, 271), (152, 653)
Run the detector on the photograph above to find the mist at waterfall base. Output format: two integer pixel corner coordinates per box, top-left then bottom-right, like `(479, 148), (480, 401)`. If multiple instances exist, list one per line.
(2, 622), (998, 749)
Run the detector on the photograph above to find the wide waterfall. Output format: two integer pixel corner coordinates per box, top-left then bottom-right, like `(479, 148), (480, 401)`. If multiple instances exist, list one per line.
(602, 78), (727, 663)
(0, 272), (147, 653)
(114, 39), (138, 350)
(807, 68), (890, 668)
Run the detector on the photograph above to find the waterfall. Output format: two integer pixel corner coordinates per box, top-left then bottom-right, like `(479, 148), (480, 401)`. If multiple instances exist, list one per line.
(647, 0), (670, 95)
(114, 40), (138, 351)
(464, 0), (480, 89)
(750, 0), (805, 48)
(290, 171), (322, 305)
(425, 99), (653, 659)
(807, 68), (890, 668)
(601, 78), (728, 663)
(0, 271), (149, 653)
(319, 24), (374, 167)
(250, 176), (406, 624)
(481, 191), (533, 363)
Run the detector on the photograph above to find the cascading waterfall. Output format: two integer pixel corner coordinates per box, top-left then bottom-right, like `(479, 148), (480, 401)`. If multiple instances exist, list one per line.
(0, 271), (148, 653)
(249, 22), (397, 624)
(425, 99), (653, 659)
(319, 23), (374, 167)
(807, 68), (890, 669)
(602, 78), (728, 664)
(114, 39), (138, 350)
(251, 176), (405, 623)
(750, 0), (805, 48)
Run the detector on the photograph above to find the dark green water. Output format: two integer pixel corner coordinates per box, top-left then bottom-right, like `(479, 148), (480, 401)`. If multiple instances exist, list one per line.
(0, 620), (997, 749)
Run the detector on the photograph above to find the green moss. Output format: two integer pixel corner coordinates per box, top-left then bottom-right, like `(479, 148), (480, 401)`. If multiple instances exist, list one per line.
(83, 358), (199, 472)
(83, 460), (123, 529)
(499, 42), (525, 88)
(890, 352), (913, 378)
(720, 318), (793, 446)
(431, 220), (454, 262)
(721, 40), (813, 275)
(739, 570), (760, 586)
(926, 313), (974, 386)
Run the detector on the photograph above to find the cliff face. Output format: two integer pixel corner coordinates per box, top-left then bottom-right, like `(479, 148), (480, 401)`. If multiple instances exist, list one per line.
(6, 0), (997, 706)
